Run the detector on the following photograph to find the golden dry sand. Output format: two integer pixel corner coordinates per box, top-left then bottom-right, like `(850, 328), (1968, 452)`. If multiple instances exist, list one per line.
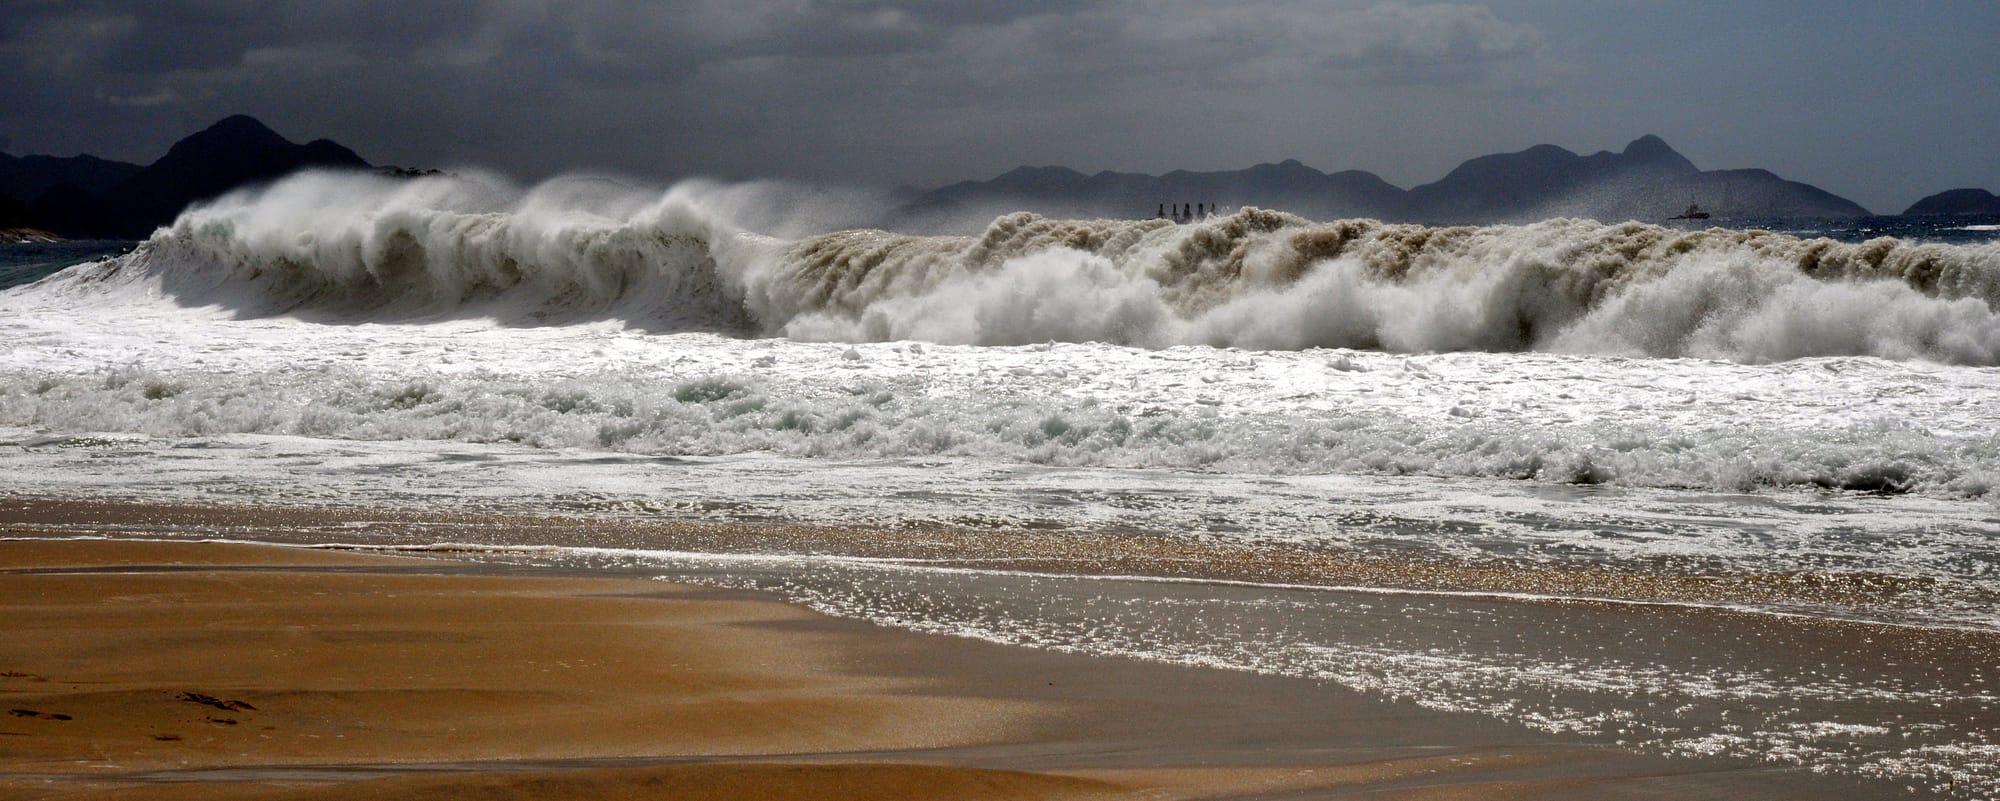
(0, 526), (1895, 800)
(0, 539), (1497, 801)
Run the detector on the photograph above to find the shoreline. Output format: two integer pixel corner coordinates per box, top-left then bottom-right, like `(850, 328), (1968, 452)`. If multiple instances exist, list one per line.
(0, 501), (1919, 798)
(1, 493), (1977, 634)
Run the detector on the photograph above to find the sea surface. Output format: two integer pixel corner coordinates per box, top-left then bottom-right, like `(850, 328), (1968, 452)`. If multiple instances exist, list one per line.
(4, 171), (1999, 796)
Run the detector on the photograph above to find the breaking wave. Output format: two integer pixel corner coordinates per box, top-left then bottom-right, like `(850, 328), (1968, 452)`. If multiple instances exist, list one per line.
(25, 171), (2000, 364)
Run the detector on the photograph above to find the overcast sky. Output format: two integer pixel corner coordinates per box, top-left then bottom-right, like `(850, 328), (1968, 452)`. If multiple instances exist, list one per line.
(3, 1), (1996, 213)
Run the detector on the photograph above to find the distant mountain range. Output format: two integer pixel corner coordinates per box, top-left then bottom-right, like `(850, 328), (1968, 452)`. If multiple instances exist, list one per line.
(5, 116), (1993, 243)
(0, 115), (369, 239)
(893, 135), (1874, 230)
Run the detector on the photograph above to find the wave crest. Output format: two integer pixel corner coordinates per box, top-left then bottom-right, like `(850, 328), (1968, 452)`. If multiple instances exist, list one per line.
(122, 170), (763, 331)
(23, 171), (2000, 364)
(773, 212), (2000, 362)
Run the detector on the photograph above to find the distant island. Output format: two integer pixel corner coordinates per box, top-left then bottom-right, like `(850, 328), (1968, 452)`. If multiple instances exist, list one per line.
(1903, 188), (2000, 216)
(893, 135), (1873, 230)
(7, 115), (1994, 242)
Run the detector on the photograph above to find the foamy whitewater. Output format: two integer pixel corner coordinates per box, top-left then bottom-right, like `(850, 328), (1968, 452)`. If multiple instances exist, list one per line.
(4, 171), (1999, 795)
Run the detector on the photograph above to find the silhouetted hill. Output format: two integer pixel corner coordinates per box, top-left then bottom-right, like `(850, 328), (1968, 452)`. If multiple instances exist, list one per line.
(0, 115), (371, 239)
(1406, 136), (1865, 222)
(0, 191), (31, 229)
(1407, 135), (1686, 221)
(106, 115), (369, 238)
(894, 135), (1870, 229)
(1904, 188), (2000, 216)
(0, 153), (142, 204)
(21, 183), (113, 240)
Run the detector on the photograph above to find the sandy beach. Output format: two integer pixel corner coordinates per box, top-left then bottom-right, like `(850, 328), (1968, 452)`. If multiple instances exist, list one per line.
(0, 500), (1919, 799)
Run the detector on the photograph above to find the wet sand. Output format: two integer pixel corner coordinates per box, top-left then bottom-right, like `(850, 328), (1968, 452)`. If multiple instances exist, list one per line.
(0, 500), (1908, 799)
(0, 494), (1959, 624)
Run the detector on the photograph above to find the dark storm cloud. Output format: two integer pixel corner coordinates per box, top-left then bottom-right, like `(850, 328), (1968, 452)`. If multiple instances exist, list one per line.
(677, 2), (1547, 116)
(6, 1), (485, 74)
(2, 0), (1549, 172)
(646, 1), (1552, 186)
(5, 1), (1992, 211)
(5, 1), (1089, 113)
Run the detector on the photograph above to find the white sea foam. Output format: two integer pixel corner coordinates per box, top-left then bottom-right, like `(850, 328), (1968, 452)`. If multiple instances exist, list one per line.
(18, 171), (2000, 363)
(775, 214), (2000, 362)
(3, 172), (1998, 606)
(2, 334), (1998, 500)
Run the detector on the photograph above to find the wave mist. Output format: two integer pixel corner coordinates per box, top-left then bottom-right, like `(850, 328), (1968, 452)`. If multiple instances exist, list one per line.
(27, 170), (2000, 364)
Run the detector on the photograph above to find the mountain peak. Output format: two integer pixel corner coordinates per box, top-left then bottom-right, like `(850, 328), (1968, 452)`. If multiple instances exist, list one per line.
(1620, 134), (1696, 172)
(998, 165), (1085, 179)
(156, 115), (298, 168)
(3, 114), (378, 238)
(1236, 158), (1313, 174)
(182, 115), (289, 149)
(1623, 134), (1669, 153)
(207, 114), (279, 135)
(105, 114), (371, 236)
(988, 165), (1087, 193)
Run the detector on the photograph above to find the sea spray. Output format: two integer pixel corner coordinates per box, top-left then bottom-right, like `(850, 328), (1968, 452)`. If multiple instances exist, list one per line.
(16, 171), (2000, 364)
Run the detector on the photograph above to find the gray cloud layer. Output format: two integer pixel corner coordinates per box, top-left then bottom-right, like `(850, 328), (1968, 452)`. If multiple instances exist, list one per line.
(3, 1), (1995, 212)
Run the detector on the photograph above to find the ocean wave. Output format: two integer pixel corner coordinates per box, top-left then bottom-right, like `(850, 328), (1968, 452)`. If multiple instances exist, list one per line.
(17, 171), (2000, 364)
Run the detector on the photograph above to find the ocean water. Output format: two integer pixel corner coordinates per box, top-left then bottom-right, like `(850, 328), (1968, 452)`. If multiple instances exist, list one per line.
(4, 170), (1999, 795)
(0, 240), (135, 290)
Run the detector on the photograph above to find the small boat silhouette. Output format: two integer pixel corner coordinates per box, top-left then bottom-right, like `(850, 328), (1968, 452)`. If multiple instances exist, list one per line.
(1670, 202), (1711, 220)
